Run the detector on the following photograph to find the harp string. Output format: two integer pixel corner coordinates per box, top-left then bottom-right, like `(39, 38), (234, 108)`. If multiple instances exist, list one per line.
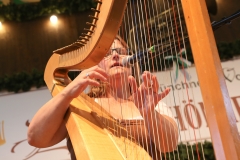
(144, 0), (173, 157)
(137, 0), (165, 156)
(129, 0), (151, 155)
(123, 0), (145, 155)
(174, 0), (209, 159)
(138, 0), (204, 158)
(123, 2), (151, 156)
(145, 0), (166, 158)
(163, 1), (191, 159)
(136, 0), (154, 156)
(170, 0), (199, 159)
(139, 0), (159, 156)
(152, 1), (175, 156)
(168, 2), (191, 159)
(123, 6), (145, 155)
(128, 1), (149, 154)
(157, 0), (172, 158)
(124, 0), (178, 158)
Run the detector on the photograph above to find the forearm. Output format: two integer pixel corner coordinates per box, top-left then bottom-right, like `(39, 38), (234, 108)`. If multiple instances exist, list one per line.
(27, 66), (107, 148)
(144, 111), (179, 153)
(28, 90), (72, 147)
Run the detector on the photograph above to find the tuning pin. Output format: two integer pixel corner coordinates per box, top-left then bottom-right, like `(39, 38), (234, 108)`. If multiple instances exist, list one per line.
(91, 8), (100, 13)
(95, 0), (102, 4)
(72, 42), (84, 47)
(89, 15), (98, 20)
(86, 22), (96, 27)
(77, 40), (87, 44)
(84, 28), (94, 33)
(81, 33), (92, 38)
(79, 36), (89, 41)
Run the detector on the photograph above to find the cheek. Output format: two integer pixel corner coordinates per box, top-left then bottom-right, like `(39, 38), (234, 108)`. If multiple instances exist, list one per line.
(98, 60), (107, 70)
(126, 67), (132, 76)
(128, 68), (132, 75)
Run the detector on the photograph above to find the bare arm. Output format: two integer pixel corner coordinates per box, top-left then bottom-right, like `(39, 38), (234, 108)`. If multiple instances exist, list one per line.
(27, 91), (72, 148)
(129, 71), (179, 153)
(144, 106), (178, 153)
(28, 66), (108, 148)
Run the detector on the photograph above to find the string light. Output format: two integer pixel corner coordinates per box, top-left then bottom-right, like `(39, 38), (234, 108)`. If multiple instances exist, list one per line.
(0, 22), (2, 28)
(50, 15), (58, 24)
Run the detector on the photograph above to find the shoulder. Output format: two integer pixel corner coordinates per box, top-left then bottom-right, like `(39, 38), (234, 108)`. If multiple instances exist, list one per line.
(155, 101), (174, 119)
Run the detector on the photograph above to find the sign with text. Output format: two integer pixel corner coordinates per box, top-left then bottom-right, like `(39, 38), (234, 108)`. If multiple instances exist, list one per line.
(154, 59), (240, 143)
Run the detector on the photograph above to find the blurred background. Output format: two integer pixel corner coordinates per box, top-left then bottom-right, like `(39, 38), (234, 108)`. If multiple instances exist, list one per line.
(0, 0), (239, 93)
(0, 0), (239, 159)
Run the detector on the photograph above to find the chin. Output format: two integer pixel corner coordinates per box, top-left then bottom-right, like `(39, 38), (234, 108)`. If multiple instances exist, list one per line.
(109, 68), (128, 77)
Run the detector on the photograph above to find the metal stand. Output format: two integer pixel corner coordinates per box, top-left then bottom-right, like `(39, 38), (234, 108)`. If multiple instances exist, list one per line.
(212, 10), (240, 31)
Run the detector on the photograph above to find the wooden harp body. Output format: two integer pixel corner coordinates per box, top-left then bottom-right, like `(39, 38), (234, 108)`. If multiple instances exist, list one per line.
(44, 0), (240, 159)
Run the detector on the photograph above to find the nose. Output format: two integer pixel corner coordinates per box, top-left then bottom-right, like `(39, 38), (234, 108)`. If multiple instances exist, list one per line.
(111, 50), (120, 60)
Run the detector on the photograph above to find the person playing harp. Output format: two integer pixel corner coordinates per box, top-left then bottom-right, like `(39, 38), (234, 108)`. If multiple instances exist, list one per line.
(27, 36), (179, 159)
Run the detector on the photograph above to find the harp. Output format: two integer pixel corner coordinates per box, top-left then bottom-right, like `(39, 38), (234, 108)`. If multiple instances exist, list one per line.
(44, 0), (240, 159)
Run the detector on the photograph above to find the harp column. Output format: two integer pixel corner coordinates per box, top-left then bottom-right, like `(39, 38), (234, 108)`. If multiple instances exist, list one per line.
(181, 0), (240, 159)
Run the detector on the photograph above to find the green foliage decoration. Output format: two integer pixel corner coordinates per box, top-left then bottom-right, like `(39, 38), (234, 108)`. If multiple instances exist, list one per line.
(185, 39), (240, 63)
(162, 141), (215, 160)
(0, 40), (239, 93)
(0, 69), (45, 93)
(0, 0), (96, 22)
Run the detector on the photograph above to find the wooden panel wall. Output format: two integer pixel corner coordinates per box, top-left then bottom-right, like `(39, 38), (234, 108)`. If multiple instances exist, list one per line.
(0, 0), (239, 77)
(0, 11), (92, 76)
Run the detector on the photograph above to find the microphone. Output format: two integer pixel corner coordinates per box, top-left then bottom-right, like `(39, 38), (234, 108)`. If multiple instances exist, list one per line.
(122, 45), (158, 67)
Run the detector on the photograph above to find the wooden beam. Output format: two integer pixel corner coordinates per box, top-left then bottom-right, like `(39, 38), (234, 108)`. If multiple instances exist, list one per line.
(181, 0), (240, 159)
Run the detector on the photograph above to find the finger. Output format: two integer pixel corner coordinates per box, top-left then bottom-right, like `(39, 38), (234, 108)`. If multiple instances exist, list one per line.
(92, 66), (108, 78)
(142, 74), (149, 88)
(152, 75), (159, 93)
(143, 71), (152, 79)
(86, 71), (108, 82)
(83, 66), (108, 80)
(85, 78), (101, 86)
(142, 72), (153, 88)
(157, 88), (170, 100)
(128, 76), (138, 93)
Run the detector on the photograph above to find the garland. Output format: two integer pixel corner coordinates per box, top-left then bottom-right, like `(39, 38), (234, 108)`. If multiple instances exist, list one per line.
(186, 39), (240, 63)
(0, 69), (45, 93)
(163, 141), (215, 160)
(0, 0), (96, 22)
(0, 40), (240, 93)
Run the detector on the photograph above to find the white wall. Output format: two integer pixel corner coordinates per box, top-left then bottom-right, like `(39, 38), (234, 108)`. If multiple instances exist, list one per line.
(0, 88), (70, 160)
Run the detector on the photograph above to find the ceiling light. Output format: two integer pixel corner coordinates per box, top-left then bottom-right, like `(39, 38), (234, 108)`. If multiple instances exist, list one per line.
(50, 15), (58, 24)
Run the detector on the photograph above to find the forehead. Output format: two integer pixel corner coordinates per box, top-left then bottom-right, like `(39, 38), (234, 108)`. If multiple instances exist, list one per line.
(110, 39), (124, 49)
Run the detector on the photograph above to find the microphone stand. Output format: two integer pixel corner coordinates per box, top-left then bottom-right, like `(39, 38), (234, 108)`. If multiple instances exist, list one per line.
(212, 10), (240, 31)
(124, 10), (240, 67)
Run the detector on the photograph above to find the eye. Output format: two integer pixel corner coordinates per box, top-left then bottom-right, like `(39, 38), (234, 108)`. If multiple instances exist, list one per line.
(120, 48), (128, 55)
(105, 50), (112, 57)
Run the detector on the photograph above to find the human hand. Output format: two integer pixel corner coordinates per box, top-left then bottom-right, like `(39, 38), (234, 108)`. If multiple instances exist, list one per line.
(63, 66), (108, 100)
(128, 71), (170, 115)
